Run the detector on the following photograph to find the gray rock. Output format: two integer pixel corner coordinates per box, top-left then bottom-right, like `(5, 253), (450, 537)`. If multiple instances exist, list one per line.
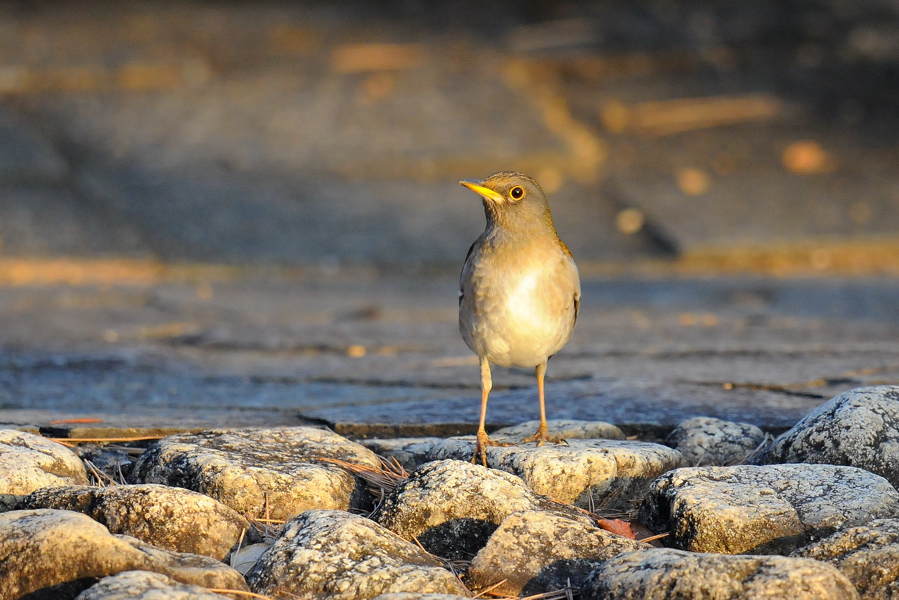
(427, 437), (684, 510)
(492, 419), (625, 441)
(0, 429), (88, 503)
(75, 571), (232, 600)
(17, 484), (250, 560)
(753, 386), (899, 490)
(667, 416), (767, 466)
(792, 518), (899, 600)
(359, 438), (442, 471)
(0, 509), (248, 600)
(246, 509), (467, 600)
(640, 464), (899, 554)
(581, 548), (859, 600)
(130, 427), (380, 519)
(375, 459), (579, 560)
(467, 510), (647, 596)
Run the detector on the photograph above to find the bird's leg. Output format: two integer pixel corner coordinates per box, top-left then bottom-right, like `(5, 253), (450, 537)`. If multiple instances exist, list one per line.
(523, 361), (557, 445)
(471, 358), (516, 465)
(472, 357), (493, 466)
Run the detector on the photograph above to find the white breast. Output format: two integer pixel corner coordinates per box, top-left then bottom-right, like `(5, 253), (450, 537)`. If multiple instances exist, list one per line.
(459, 238), (580, 368)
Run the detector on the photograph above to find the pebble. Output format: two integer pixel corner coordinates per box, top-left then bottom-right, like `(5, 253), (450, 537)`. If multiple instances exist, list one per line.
(491, 419), (626, 441)
(74, 571), (233, 600)
(245, 509), (467, 599)
(0, 429), (88, 509)
(581, 548), (859, 600)
(667, 416), (767, 466)
(427, 437), (684, 510)
(466, 510), (647, 596)
(792, 518), (899, 600)
(374, 459), (581, 560)
(0, 508), (248, 600)
(17, 483), (250, 560)
(130, 426), (381, 519)
(753, 386), (899, 489)
(640, 464), (899, 554)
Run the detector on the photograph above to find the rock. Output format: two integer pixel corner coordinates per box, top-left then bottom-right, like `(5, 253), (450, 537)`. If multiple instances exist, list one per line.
(427, 437), (684, 510)
(0, 509), (248, 600)
(359, 438), (442, 471)
(130, 427), (381, 519)
(246, 509), (467, 599)
(17, 484), (250, 560)
(667, 417), (767, 466)
(640, 464), (899, 554)
(581, 548), (859, 600)
(467, 510), (647, 596)
(492, 419), (625, 441)
(792, 518), (899, 600)
(0, 429), (88, 505)
(75, 571), (233, 600)
(753, 386), (899, 490)
(375, 459), (579, 560)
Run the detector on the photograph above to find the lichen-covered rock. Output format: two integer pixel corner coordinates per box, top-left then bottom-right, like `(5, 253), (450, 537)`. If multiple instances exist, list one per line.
(75, 571), (233, 600)
(427, 437), (684, 510)
(753, 386), (899, 490)
(375, 459), (578, 560)
(640, 464), (899, 554)
(360, 438), (442, 471)
(130, 427), (380, 519)
(17, 484), (250, 560)
(467, 510), (647, 596)
(0, 509), (248, 600)
(792, 518), (899, 600)
(667, 417), (767, 466)
(492, 419), (625, 441)
(581, 548), (859, 600)
(0, 430), (88, 505)
(246, 509), (467, 600)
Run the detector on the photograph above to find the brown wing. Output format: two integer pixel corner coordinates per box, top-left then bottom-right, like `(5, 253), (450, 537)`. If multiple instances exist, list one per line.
(573, 291), (580, 326)
(459, 239), (477, 306)
(561, 241), (579, 326)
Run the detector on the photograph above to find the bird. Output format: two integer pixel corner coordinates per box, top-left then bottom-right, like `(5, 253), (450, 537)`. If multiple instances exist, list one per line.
(458, 172), (580, 466)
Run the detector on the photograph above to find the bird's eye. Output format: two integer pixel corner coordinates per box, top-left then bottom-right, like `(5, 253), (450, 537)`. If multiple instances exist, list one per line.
(510, 186), (525, 200)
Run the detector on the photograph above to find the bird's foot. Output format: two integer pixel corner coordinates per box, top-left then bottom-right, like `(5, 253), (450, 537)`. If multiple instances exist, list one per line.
(521, 426), (567, 447)
(471, 430), (514, 466)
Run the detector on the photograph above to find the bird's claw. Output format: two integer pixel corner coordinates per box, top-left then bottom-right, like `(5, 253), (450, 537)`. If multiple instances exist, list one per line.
(471, 431), (514, 466)
(522, 427), (567, 447)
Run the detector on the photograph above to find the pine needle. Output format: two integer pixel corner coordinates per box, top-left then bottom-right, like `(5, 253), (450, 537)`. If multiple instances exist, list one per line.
(321, 455), (408, 506)
(207, 590), (274, 599)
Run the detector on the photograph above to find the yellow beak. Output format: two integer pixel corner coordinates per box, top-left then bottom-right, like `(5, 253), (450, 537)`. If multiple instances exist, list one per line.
(460, 180), (505, 204)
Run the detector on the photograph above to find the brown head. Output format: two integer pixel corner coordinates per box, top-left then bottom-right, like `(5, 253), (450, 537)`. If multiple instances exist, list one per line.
(459, 171), (559, 237)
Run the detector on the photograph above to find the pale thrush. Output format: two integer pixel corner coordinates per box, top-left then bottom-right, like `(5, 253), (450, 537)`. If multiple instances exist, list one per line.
(459, 172), (581, 465)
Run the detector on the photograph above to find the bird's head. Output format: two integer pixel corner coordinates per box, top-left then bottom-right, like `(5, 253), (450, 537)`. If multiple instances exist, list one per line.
(459, 172), (555, 233)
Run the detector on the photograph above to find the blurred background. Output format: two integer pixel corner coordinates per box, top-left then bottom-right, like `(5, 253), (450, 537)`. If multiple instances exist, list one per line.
(0, 0), (898, 435)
